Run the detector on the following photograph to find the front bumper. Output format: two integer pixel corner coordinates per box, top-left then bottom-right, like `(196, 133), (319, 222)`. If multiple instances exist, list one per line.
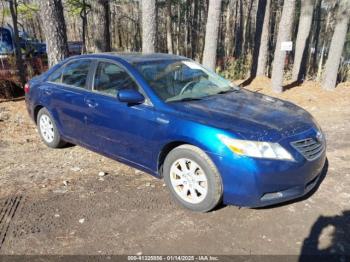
(209, 128), (327, 207)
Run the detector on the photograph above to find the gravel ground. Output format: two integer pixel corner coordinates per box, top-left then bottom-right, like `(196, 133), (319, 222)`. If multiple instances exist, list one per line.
(0, 81), (349, 256)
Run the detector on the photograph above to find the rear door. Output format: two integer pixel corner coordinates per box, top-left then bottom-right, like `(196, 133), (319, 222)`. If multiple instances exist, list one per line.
(44, 59), (93, 142)
(84, 60), (158, 168)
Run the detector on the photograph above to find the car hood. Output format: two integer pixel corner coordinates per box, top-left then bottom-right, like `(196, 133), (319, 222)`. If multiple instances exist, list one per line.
(169, 89), (316, 141)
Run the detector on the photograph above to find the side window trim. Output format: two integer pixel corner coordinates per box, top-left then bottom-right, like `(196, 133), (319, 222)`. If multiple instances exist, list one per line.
(91, 58), (153, 106)
(86, 60), (97, 91)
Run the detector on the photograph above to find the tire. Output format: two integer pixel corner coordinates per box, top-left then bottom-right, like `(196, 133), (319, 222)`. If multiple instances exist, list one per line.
(163, 144), (223, 212)
(37, 108), (66, 148)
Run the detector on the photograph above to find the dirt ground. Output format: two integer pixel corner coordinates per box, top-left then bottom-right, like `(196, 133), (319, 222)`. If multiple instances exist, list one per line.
(0, 79), (350, 256)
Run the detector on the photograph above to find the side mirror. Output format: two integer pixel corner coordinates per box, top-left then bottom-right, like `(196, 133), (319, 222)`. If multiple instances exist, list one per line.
(117, 89), (145, 104)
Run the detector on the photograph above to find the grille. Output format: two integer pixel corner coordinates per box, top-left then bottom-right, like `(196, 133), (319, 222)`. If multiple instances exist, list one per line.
(291, 137), (325, 161)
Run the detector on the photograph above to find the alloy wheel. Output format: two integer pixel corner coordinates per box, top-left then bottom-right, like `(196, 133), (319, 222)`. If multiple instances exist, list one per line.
(39, 114), (55, 143)
(169, 158), (208, 204)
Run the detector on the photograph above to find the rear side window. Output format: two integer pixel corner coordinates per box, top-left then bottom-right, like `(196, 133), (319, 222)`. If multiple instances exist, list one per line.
(93, 61), (138, 97)
(61, 59), (91, 88)
(48, 66), (63, 83)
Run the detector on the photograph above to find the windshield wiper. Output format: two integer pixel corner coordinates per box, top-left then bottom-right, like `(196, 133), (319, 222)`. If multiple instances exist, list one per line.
(168, 97), (203, 103)
(216, 88), (239, 95)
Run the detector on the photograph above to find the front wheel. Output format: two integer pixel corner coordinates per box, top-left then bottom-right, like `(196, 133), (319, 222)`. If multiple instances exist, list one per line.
(37, 108), (66, 148)
(163, 145), (223, 212)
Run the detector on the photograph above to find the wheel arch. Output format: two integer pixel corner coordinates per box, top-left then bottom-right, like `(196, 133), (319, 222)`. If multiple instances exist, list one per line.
(157, 138), (213, 177)
(158, 141), (188, 177)
(157, 140), (197, 177)
(33, 104), (44, 124)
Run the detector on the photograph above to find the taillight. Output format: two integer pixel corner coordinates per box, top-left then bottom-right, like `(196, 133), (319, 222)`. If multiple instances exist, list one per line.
(24, 83), (30, 94)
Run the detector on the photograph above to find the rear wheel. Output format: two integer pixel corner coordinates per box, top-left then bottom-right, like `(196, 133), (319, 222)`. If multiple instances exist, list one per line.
(163, 144), (223, 212)
(37, 108), (66, 148)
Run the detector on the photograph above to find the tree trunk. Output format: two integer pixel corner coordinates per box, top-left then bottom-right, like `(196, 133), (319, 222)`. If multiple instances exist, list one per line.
(224, 0), (233, 57)
(242, 0), (253, 57)
(316, 10), (331, 80)
(40, 0), (69, 67)
(251, 0), (269, 77)
(292, 0), (315, 82)
(186, 1), (192, 57)
(8, 0), (26, 86)
(202, 0), (222, 70)
(271, 0), (296, 93)
(311, 0), (322, 75)
(266, 0), (279, 76)
(166, 0), (173, 54)
(317, 42), (326, 80)
(89, 0), (111, 52)
(184, 2), (189, 56)
(191, 0), (199, 59)
(322, 1), (350, 90)
(155, 1), (159, 51)
(197, 0), (205, 61)
(234, 0), (244, 58)
(175, 3), (180, 55)
(256, 0), (270, 76)
(80, 0), (88, 54)
(35, 15), (44, 42)
(141, 0), (156, 53)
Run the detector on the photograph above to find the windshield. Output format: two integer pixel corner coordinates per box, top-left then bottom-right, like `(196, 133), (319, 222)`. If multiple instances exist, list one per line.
(135, 60), (235, 102)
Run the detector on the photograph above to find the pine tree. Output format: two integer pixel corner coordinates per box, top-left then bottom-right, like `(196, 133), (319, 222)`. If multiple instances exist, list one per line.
(202, 0), (222, 70)
(40, 0), (69, 67)
(292, 0), (315, 82)
(271, 0), (296, 92)
(321, 1), (350, 90)
(141, 0), (156, 53)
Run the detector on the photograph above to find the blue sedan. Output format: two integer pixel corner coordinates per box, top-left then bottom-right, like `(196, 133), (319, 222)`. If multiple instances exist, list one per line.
(25, 53), (326, 212)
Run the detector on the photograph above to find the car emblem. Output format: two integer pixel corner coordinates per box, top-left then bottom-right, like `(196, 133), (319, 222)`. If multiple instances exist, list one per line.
(316, 131), (323, 142)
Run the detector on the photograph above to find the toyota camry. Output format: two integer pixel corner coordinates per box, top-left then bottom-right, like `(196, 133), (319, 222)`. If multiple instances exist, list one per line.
(25, 53), (326, 212)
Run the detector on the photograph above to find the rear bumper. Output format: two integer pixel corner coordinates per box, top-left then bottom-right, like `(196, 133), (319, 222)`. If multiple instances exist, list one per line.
(208, 128), (327, 207)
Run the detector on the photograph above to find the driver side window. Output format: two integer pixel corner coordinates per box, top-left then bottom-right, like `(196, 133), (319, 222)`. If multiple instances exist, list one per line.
(93, 61), (138, 97)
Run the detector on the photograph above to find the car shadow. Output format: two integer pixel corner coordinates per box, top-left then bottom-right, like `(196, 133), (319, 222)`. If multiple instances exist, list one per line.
(254, 158), (329, 210)
(213, 201), (228, 212)
(299, 210), (350, 261)
(64, 143), (76, 148)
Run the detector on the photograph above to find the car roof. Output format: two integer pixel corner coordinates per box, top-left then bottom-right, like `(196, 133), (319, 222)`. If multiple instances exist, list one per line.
(70, 52), (188, 64)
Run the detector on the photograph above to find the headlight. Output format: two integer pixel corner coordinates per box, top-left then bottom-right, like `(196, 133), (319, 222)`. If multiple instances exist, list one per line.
(218, 135), (294, 161)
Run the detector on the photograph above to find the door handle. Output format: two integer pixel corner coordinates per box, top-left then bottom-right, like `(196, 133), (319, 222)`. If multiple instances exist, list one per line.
(85, 98), (98, 108)
(44, 89), (52, 95)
